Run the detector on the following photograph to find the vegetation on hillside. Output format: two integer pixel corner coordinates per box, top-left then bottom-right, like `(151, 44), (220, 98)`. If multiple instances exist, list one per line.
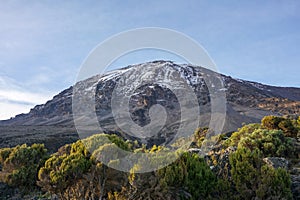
(0, 115), (299, 199)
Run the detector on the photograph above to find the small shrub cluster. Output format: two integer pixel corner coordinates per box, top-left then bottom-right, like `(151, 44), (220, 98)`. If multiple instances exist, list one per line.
(230, 147), (292, 199)
(38, 134), (131, 200)
(261, 115), (298, 138)
(0, 144), (48, 194)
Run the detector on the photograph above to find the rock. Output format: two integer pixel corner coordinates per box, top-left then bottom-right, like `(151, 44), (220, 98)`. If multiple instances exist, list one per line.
(291, 174), (300, 200)
(204, 146), (237, 179)
(188, 148), (202, 154)
(262, 157), (289, 169)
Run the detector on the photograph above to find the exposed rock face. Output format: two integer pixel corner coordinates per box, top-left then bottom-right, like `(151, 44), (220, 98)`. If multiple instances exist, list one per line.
(291, 174), (300, 200)
(0, 60), (299, 146)
(263, 157), (289, 169)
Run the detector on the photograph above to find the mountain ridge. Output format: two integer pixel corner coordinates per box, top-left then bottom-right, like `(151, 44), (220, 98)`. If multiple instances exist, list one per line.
(2, 61), (299, 124)
(0, 61), (299, 149)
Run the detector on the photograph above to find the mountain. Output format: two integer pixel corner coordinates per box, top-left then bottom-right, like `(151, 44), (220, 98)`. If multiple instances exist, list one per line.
(0, 60), (299, 150)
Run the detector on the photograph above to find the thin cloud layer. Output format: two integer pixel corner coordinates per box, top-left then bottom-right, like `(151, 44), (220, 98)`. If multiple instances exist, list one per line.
(0, 75), (54, 120)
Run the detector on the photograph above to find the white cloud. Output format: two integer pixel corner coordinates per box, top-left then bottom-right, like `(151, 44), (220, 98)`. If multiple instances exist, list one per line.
(0, 89), (52, 105)
(0, 101), (34, 120)
(0, 75), (54, 120)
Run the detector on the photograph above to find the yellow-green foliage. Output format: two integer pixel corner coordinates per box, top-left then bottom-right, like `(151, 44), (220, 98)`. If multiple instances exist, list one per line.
(262, 116), (298, 138)
(222, 116), (295, 199)
(193, 127), (209, 147)
(0, 144), (48, 193)
(262, 116), (284, 130)
(1, 118), (297, 199)
(278, 118), (298, 137)
(38, 145), (91, 195)
(38, 133), (130, 199)
(224, 123), (261, 147)
(224, 118), (296, 158)
(0, 147), (12, 164)
(256, 166), (292, 199)
(81, 133), (133, 153)
(237, 129), (295, 157)
(157, 152), (231, 200)
(91, 143), (125, 165)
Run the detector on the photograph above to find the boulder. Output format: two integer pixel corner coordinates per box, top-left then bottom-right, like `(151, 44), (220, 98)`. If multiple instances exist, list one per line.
(262, 157), (289, 169)
(291, 174), (300, 200)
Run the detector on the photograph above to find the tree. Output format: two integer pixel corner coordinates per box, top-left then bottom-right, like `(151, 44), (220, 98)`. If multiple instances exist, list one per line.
(90, 143), (129, 200)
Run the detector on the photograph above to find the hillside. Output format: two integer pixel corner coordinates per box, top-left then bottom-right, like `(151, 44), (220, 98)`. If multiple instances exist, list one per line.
(0, 116), (299, 199)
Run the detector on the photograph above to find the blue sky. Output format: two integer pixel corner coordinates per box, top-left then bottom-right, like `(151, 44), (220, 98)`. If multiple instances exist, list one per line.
(0, 0), (299, 119)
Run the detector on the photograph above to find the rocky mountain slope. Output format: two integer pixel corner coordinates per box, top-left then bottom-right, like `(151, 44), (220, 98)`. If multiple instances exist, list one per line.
(0, 61), (299, 148)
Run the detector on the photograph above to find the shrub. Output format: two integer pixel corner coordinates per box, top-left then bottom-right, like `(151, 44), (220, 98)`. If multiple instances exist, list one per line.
(230, 148), (263, 199)
(256, 166), (292, 199)
(193, 127), (209, 147)
(224, 124), (261, 147)
(158, 152), (230, 200)
(0, 148), (12, 164)
(278, 119), (298, 138)
(230, 147), (292, 199)
(237, 129), (295, 157)
(38, 134), (129, 199)
(0, 144), (48, 193)
(261, 116), (284, 130)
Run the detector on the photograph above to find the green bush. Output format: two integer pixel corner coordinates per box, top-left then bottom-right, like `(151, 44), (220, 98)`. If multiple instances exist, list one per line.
(230, 148), (263, 199)
(0, 147), (12, 164)
(237, 129), (294, 157)
(261, 116), (284, 130)
(224, 121), (295, 158)
(0, 120), (296, 199)
(224, 123), (261, 147)
(156, 152), (234, 200)
(256, 166), (292, 199)
(38, 141), (92, 198)
(38, 133), (129, 199)
(0, 144), (48, 193)
(278, 119), (298, 138)
(81, 133), (133, 153)
(230, 147), (292, 199)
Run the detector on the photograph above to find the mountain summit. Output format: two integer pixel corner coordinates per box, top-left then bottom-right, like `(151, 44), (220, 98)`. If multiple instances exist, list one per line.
(0, 61), (299, 149)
